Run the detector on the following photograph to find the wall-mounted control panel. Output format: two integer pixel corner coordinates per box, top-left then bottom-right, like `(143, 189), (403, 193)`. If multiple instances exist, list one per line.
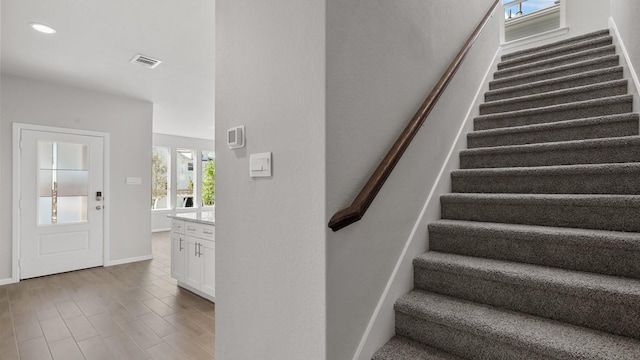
(250, 152), (272, 178)
(227, 126), (245, 149)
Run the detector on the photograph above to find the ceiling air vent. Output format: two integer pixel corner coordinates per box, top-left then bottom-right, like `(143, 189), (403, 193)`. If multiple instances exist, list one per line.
(130, 54), (162, 69)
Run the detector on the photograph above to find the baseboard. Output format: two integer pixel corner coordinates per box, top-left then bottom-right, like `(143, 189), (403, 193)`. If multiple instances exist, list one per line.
(177, 281), (215, 303)
(609, 17), (640, 109)
(105, 254), (153, 267)
(352, 46), (503, 360)
(152, 228), (171, 233)
(0, 278), (18, 286)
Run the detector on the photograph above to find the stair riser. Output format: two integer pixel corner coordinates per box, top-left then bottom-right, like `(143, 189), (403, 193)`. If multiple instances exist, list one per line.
(467, 120), (639, 148)
(396, 312), (552, 360)
(413, 268), (640, 340)
(494, 47), (616, 80)
(489, 57), (619, 90)
(480, 84), (627, 115)
(460, 143), (640, 169)
(474, 100), (633, 131)
(501, 30), (610, 61)
(428, 229), (640, 279)
(441, 200), (640, 232)
(485, 69), (624, 102)
(451, 171), (640, 194)
(497, 38), (613, 71)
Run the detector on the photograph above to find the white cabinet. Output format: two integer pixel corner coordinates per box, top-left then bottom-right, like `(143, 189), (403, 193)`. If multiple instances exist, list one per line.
(171, 232), (186, 282)
(170, 218), (215, 302)
(200, 240), (215, 296)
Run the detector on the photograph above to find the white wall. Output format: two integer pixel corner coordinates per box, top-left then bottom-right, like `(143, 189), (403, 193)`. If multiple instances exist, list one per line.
(1, 74), (153, 279)
(0, 5), (3, 283)
(325, 0), (499, 359)
(610, 0), (640, 101)
(566, 0), (610, 36)
(215, 0), (326, 359)
(151, 133), (214, 232)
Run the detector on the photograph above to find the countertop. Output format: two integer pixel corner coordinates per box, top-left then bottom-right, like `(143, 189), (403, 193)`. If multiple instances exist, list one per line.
(167, 211), (215, 225)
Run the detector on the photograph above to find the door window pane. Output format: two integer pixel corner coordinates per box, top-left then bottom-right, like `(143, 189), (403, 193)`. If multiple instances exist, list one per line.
(56, 196), (88, 223)
(38, 141), (89, 225)
(152, 147), (170, 210)
(176, 149), (195, 208)
(57, 142), (89, 170)
(201, 151), (215, 207)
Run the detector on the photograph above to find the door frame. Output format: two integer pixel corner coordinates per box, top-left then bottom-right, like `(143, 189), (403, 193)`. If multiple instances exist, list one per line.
(12, 123), (111, 283)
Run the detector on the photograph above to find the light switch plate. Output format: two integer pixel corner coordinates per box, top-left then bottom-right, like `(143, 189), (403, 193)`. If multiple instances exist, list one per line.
(250, 152), (272, 178)
(126, 177), (142, 185)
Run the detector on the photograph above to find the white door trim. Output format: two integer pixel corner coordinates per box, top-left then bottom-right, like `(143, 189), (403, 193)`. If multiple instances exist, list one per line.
(12, 123), (111, 282)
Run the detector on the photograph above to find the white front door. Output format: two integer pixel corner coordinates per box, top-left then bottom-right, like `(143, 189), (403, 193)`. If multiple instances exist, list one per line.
(19, 129), (104, 279)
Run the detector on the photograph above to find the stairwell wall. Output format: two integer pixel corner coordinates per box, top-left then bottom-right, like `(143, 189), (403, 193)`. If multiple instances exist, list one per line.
(325, 1), (499, 359)
(565, 0), (610, 37)
(610, 0), (640, 109)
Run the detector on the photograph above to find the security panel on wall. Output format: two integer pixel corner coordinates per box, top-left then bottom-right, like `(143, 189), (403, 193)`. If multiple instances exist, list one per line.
(227, 126), (245, 149)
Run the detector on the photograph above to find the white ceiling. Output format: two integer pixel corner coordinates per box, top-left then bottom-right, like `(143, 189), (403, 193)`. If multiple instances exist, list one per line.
(1, 0), (215, 140)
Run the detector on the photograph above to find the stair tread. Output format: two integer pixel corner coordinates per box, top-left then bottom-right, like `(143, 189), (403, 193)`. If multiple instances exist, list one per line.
(461, 135), (640, 156)
(452, 162), (640, 177)
(494, 44), (616, 78)
(441, 192), (640, 204)
(414, 252), (640, 301)
(485, 66), (623, 100)
(396, 290), (640, 359)
(468, 113), (639, 139)
(490, 54), (619, 88)
(373, 336), (463, 360)
(498, 35), (613, 70)
(430, 219), (640, 251)
(502, 29), (610, 61)
(481, 79), (627, 109)
(475, 94), (633, 122)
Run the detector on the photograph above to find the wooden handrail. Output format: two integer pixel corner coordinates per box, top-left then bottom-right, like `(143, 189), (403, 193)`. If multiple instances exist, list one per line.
(328, 0), (500, 231)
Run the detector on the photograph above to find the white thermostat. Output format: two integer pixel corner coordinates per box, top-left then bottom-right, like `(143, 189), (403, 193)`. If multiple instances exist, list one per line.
(227, 126), (245, 149)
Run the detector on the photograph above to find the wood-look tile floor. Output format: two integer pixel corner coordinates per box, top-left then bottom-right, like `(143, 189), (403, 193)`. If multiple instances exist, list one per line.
(0, 232), (215, 360)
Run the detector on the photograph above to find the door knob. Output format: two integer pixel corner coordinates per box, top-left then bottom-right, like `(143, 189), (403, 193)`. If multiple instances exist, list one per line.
(96, 205), (102, 210)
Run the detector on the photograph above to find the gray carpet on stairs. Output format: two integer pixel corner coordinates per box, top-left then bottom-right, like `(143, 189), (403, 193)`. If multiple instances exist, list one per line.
(373, 28), (640, 359)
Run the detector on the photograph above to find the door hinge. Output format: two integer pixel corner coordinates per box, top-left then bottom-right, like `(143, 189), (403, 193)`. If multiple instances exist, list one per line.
(18, 200), (22, 209)
(18, 259), (21, 268)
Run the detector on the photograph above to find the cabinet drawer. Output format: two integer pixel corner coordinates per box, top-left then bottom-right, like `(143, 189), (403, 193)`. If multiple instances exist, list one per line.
(200, 225), (215, 241)
(184, 222), (215, 241)
(172, 220), (185, 234)
(184, 222), (199, 237)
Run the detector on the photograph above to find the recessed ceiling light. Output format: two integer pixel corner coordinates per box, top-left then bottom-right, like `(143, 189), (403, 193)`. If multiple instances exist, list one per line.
(30, 23), (56, 34)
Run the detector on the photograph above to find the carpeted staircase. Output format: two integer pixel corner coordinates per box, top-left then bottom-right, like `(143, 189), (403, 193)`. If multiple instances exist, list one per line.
(373, 29), (640, 359)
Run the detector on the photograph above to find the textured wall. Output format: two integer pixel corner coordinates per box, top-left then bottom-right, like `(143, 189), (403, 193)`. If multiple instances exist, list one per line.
(611, 0), (640, 95)
(215, 0), (326, 359)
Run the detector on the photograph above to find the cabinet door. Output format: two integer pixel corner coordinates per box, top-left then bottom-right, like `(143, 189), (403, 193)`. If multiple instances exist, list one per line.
(200, 240), (215, 297)
(171, 234), (186, 282)
(184, 237), (202, 289)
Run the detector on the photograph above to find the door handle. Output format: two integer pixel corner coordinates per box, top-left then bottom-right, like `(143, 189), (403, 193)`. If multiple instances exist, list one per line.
(179, 238), (183, 251)
(195, 242), (198, 256)
(197, 243), (202, 257)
